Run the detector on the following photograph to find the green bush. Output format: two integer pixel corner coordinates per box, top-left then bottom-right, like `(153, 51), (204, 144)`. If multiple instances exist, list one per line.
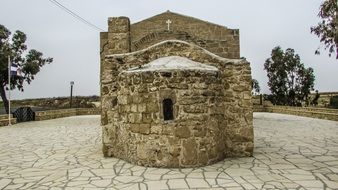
(330, 96), (338, 109)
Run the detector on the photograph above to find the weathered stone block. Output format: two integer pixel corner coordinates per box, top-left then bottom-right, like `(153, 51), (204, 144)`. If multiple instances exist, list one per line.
(132, 95), (142, 104)
(198, 151), (208, 165)
(193, 126), (206, 137)
(137, 143), (148, 160)
(150, 125), (162, 134)
(130, 124), (139, 133)
(142, 113), (152, 123)
(102, 86), (109, 95)
(168, 83), (188, 89)
(169, 146), (181, 157)
(111, 96), (118, 107)
(139, 124), (150, 134)
(192, 83), (208, 89)
(230, 127), (254, 142)
(146, 103), (159, 113)
(201, 90), (216, 96)
(162, 124), (175, 136)
(119, 105), (130, 113)
(243, 92), (251, 100)
(175, 126), (191, 138)
(179, 96), (207, 105)
(128, 113), (142, 123)
(182, 138), (197, 165)
(233, 85), (246, 92)
(137, 104), (146, 112)
(107, 33), (130, 54)
(141, 72), (154, 83)
(130, 104), (138, 113)
(108, 17), (130, 33)
(118, 96), (128, 105)
(132, 74), (141, 84)
(137, 84), (148, 93)
(183, 105), (208, 113)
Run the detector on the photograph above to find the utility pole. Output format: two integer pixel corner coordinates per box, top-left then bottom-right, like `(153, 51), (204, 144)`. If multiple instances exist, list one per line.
(8, 57), (11, 126)
(70, 81), (74, 108)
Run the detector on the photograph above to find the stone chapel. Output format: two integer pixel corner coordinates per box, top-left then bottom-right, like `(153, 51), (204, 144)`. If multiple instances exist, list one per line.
(100, 11), (254, 167)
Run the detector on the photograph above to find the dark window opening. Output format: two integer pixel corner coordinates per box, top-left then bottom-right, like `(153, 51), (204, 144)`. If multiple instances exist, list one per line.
(160, 72), (172, 78)
(163, 98), (174, 121)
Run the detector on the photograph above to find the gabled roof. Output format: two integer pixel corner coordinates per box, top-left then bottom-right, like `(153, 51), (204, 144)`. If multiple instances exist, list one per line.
(130, 10), (237, 43)
(131, 10), (229, 30)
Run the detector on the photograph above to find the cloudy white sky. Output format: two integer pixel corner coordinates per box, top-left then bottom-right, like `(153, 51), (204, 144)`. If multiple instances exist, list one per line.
(1, 0), (337, 100)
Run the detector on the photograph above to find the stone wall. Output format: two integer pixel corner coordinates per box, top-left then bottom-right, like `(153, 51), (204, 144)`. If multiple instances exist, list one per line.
(35, 108), (100, 121)
(254, 105), (338, 122)
(111, 70), (225, 167)
(101, 39), (253, 167)
(0, 114), (17, 127)
(0, 109), (99, 125)
(309, 92), (338, 108)
(1, 96), (99, 112)
(77, 108), (101, 116)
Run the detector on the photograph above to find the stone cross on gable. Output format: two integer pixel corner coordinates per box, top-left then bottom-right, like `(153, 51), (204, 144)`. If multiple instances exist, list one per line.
(166, 19), (172, 31)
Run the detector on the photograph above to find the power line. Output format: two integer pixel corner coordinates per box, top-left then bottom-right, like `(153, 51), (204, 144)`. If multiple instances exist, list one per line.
(49, 0), (104, 31)
(48, 0), (104, 32)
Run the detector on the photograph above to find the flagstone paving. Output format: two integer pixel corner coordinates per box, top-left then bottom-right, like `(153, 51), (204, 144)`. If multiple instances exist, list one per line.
(0, 113), (338, 190)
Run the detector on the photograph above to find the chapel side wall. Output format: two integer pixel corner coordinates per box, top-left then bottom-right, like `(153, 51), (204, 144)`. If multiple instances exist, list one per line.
(101, 17), (131, 155)
(109, 70), (225, 167)
(100, 32), (108, 125)
(130, 12), (240, 58)
(222, 63), (253, 157)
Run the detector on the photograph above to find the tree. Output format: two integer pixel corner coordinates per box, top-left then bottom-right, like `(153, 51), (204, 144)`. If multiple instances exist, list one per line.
(264, 46), (315, 106)
(330, 95), (338, 109)
(311, 90), (320, 106)
(0, 24), (52, 114)
(311, 0), (338, 59)
(251, 79), (260, 95)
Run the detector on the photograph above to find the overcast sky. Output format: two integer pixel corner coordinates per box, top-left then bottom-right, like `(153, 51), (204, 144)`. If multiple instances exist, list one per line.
(1, 0), (337, 100)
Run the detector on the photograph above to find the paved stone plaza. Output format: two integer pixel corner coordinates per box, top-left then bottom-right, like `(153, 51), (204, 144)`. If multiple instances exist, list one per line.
(0, 113), (337, 190)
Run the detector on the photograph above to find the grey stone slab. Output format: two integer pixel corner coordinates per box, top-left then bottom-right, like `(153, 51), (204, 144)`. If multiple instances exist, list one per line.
(0, 114), (337, 189)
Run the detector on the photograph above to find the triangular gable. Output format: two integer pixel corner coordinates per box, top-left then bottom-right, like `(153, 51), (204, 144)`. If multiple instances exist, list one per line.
(130, 10), (238, 42)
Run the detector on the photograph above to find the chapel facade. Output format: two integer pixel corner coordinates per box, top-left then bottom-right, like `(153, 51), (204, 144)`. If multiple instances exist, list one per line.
(100, 11), (253, 167)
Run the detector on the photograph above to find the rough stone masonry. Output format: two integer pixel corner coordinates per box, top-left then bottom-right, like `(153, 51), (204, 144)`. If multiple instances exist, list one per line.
(100, 11), (253, 168)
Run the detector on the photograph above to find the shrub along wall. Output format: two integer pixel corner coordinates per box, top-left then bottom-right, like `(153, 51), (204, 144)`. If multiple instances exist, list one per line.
(330, 96), (338, 109)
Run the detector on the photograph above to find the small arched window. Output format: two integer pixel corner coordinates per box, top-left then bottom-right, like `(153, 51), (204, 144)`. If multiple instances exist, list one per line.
(163, 98), (174, 121)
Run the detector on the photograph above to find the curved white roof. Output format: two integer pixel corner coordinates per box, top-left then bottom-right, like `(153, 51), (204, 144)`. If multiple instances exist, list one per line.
(125, 56), (218, 73)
